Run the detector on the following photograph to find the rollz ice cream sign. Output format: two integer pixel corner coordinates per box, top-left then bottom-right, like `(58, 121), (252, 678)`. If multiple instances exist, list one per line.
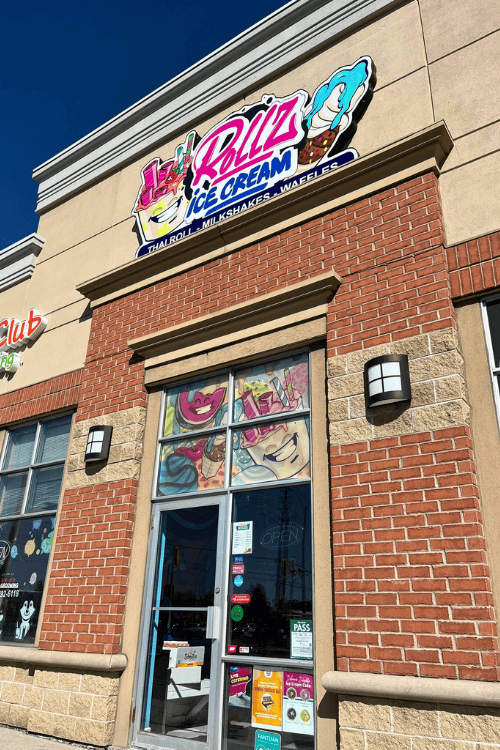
(133, 56), (376, 257)
(0, 309), (47, 374)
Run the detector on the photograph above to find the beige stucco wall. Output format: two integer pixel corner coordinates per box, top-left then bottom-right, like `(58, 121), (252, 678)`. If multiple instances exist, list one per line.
(3, 0), (500, 393)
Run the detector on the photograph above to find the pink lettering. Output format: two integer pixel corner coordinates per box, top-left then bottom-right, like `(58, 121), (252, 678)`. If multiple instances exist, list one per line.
(263, 96), (302, 151)
(192, 119), (246, 187)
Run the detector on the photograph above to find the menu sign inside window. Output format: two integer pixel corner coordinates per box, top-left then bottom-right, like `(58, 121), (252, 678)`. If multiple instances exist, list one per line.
(133, 57), (376, 257)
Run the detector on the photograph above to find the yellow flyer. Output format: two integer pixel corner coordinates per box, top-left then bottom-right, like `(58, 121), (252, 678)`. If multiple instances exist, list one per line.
(252, 670), (283, 730)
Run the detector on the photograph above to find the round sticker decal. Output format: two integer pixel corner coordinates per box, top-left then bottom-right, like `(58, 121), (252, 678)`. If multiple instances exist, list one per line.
(234, 575), (244, 587)
(231, 605), (244, 622)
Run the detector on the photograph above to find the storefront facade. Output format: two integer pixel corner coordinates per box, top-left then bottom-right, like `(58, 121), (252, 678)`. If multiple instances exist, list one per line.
(1, 1), (500, 748)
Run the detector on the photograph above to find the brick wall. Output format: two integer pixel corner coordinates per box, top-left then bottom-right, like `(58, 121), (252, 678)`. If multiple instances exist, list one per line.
(34, 171), (499, 673)
(332, 427), (499, 681)
(447, 231), (500, 299)
(0, 369), (81, 426)
(78, 173), (443, 419)
(40, 480), (137, 653)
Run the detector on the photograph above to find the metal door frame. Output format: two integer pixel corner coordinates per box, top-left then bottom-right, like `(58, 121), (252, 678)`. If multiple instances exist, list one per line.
(132, 494), (229, 750)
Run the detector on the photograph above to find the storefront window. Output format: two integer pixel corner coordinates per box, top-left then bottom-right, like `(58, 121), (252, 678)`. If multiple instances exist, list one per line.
(137, 352), (315, 749)
(0, 413), (72, 644)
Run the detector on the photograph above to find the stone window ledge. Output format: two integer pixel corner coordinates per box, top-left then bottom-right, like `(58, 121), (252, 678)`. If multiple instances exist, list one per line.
(323, 670), (500, 708)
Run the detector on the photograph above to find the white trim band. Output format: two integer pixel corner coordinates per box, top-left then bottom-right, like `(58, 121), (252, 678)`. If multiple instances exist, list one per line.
(0, 234), (44, 292)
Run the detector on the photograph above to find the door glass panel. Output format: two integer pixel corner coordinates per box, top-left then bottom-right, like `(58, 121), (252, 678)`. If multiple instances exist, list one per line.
(227, 485), (313, 659)
(142, 505), (219, 743)
(223, 663), (314, 750)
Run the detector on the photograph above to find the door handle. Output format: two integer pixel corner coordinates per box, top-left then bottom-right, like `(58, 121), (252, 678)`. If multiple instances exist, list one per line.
(206, 606), (220, 639)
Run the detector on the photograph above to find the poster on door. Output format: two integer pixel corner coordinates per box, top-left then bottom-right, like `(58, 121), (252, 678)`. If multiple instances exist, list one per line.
(252, 670), (283, 730)
(282, 672), (314, 735)
(229, 666), (252, 708)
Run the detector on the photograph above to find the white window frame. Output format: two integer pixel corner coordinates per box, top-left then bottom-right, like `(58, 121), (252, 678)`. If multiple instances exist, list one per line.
(0, 412), (73, 521)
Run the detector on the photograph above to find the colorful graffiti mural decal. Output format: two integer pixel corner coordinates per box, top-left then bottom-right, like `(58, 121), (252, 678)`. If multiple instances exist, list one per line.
(157, 354), (310, 496)
(133, 57), (376, 257)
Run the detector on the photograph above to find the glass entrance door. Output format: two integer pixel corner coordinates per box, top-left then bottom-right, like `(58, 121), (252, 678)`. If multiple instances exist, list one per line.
(136, 500), (226, 749)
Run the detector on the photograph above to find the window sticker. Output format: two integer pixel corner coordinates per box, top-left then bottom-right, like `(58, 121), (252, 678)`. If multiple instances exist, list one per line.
(158, 433), (226, 496)
(234, 353), (309, 421)
(231, 417), (310, 486)
(229, 666), (252, 708)
(163, 376), (228, 437)
(234, 574), (244, 587)
(252, 670), (283, 730)
(255, 729), (281, 750)
(231, 605), (244, 622)
(290, 619), (313, 660)
(283, 673), (314, 735)
(232, 521), (253, 554)
(0, 515), (56, 644)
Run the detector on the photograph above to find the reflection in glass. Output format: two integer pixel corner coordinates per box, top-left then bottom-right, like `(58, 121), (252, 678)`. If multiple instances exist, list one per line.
(227, 486), (312, 659)
(158, 434), (227, 496)
(223, 664), (314, 750)
(486, 299), (500, 368)
(142, 506), (219, 741)
(3, 425), (37, 470)
(231, 417), (310, 485)
(154, 506), (218, 608)
(163, 375), (228, 437)
(234, 352), (309, 423)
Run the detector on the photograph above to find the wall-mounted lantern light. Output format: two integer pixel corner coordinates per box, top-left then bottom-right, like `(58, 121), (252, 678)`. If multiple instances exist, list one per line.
(364, 354), (411, 408)
(84, 425), (113, 464)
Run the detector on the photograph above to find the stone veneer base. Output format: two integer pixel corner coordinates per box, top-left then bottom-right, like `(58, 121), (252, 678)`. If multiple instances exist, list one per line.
(338, 694), (500, 749)
(0, 664), (120, 746)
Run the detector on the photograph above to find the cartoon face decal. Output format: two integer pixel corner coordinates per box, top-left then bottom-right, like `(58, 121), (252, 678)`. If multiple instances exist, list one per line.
(133, 132), (197, 244)
(176, 387), (227, 429)
(241, 417), (310, 481)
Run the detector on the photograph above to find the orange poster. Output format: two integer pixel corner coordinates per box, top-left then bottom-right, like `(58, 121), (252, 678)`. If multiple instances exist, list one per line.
(251, 670), (283, 730)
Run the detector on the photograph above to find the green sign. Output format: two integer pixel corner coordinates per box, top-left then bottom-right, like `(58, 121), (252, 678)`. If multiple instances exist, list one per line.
(254, 730), (281, 750)
(231, 605), (244, 622)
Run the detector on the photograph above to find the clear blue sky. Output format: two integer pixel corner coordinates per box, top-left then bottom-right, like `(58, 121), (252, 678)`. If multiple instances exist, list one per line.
(0, 0), (290, 249)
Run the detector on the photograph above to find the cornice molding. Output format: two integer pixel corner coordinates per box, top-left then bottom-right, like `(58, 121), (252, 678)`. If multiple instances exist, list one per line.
(322, 670), (500, 708)
(128, 271), (340, 362)
(33, 0), (405, 214)
(0, 644), (127, 673)
(0, 234), (44, 292)
(77, 121), (453, 309)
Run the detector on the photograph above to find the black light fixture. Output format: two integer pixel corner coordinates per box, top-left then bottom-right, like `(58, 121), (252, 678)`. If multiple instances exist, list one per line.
(84, 425), (113, 463)
(364, 354), (411, 408)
